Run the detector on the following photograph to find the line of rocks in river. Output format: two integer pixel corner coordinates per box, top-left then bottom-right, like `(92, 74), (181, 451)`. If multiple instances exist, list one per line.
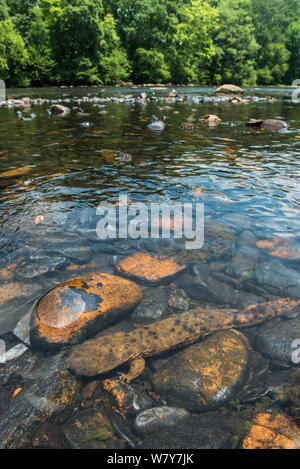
(0, 92), (277, 109)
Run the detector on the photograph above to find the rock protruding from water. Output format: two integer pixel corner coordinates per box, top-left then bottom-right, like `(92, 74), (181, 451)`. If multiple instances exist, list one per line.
(151, 330), (250, 412)
(216, 84), (244, 96)
(148, 121), (165, 130)
(30, 273), (142, 350)
(199, 114), (221, 124)
(116, 253), (186, 284)
(242, 413), (300, 449)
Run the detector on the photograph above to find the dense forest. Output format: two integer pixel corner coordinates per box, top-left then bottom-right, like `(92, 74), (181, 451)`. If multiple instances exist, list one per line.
(0, 0), (300, 87)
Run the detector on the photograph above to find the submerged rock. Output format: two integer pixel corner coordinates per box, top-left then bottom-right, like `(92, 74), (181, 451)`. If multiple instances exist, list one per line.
(246, 118), (288, 130)
(256, 317), (300, 365)
(32, 423), (65, 449)
(242, 412), (300, 449)
(30, 273), (142, 350)
(262, 119), (288, 130)
(199, 114), (221, 124)
(116, 253), (186, 285)
(139, 410), (242, 449)
(151, 330), (251, 412)
(177, 221), (235, 263)
(131, 286), (169, 323)
(62, 409), (125, 449)
(50, 104), (71, 115)
(256, 237), (300, 261)
(180, 268), (261, 309)
(101, 376), (154, 416)
(134, 406), (189, 433)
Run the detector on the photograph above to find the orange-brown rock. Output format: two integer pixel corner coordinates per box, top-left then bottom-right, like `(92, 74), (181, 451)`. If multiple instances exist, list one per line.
(116, 252), (186, 284)
(256, 238), (300, 260)
(30, 273), (142, 350)
(68, 298), (300, 378)
(242, 413), (300, 449)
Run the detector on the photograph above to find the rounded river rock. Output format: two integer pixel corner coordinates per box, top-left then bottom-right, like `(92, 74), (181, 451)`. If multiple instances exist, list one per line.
(151, 330), (251, 412)
(30, 273), (142, 349)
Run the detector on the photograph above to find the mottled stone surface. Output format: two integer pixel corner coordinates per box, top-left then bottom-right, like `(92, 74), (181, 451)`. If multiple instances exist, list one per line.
(255, 261), (300, 297)
(31, 273), (142, 349)
(116, 253), (186, 284)
(242, 413), (300, 449)
(151, 330), (250, 412)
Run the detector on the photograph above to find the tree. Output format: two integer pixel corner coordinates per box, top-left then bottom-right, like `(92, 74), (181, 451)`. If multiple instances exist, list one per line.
(172, 0), (218, 83)
(49, 0), (129, 84)
(0, 19), (28, 85)
(0, 0), (9, 21)
(250, 0), (299, 84)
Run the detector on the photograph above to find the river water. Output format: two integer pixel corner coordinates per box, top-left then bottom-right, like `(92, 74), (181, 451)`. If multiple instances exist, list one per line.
(0, 86), (300, 447)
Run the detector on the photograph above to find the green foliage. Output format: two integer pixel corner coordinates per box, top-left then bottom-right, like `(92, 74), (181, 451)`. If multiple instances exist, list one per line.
(0, 0), (299, 86)
(250, 0), (300, 84)
(209, 0), (259, 85)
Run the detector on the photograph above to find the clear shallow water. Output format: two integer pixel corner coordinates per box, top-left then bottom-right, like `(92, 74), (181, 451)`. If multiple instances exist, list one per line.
(0, 85), (300, 332)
